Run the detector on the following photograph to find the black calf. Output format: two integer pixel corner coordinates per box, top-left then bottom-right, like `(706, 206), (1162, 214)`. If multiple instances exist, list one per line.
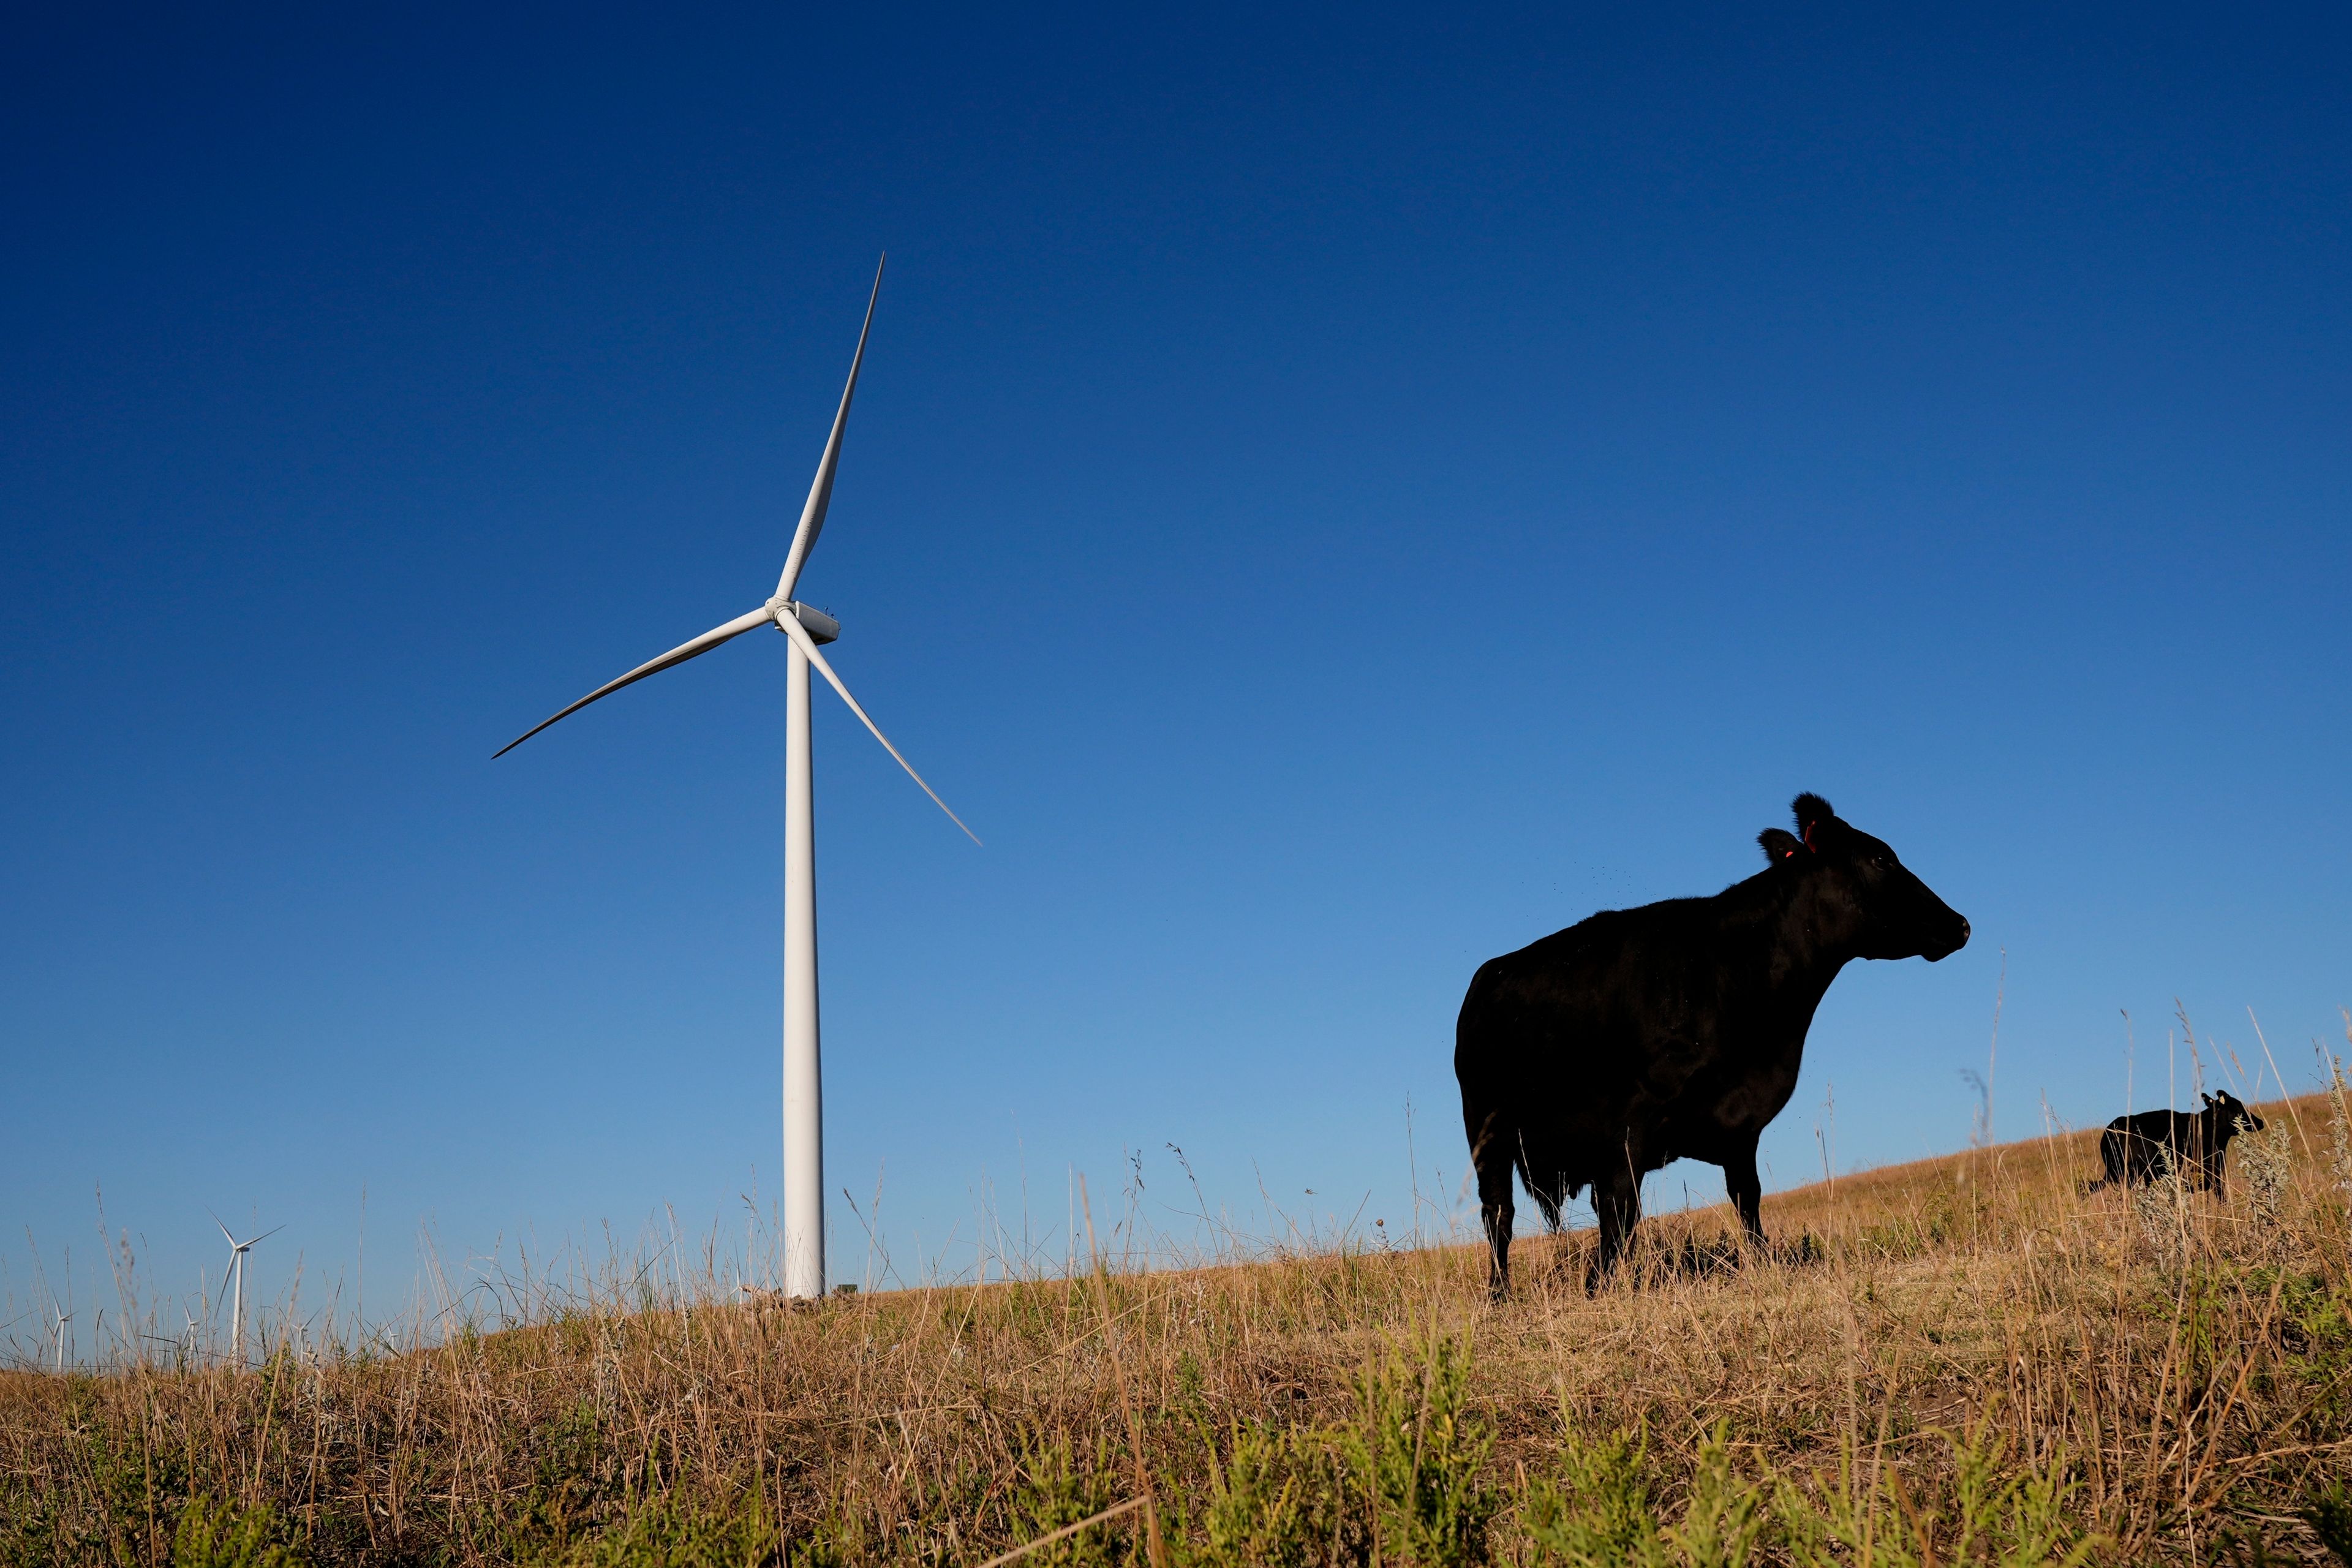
(2087, 1091), (2262, 1194)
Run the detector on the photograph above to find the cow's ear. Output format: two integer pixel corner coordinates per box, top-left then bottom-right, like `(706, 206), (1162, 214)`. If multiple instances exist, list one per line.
(1792, 793), (1836, 845)
(1759, 829), (1805, 864)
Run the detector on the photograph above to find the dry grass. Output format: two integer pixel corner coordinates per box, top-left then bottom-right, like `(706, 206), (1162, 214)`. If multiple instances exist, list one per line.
(9, 1092), (2352, 1566)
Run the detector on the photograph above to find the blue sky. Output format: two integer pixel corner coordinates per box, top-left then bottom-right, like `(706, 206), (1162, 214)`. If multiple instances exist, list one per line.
(4, 4), (2347, 1348)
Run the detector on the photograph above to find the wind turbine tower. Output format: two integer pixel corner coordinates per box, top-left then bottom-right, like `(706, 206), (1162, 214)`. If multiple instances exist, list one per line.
(498, 259), (976, 1300)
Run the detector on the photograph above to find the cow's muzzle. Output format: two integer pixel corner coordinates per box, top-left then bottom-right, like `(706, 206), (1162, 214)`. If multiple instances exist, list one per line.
(1925, 914), (1970, 962)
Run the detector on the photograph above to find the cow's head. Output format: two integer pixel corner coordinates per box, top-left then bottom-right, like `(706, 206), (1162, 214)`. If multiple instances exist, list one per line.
(2204, 1091), (2263, 1136)
(1759, 793), (1970, 962)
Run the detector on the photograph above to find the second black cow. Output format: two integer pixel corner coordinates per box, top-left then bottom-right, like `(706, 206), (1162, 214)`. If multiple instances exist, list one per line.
(2087, 1091), (2263, 1194)
(1456, 793), (1969, 1295)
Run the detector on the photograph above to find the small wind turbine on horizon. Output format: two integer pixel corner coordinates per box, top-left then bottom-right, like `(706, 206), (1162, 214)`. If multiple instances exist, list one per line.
(210, 1211), (282, 1363)
(50, 1303), (70, 1374)
(496, 257), (977, 1301)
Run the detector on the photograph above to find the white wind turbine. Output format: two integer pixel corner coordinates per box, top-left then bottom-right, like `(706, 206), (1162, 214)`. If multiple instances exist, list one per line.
(50, 1303), (70, 1374)
(210, 1211), (282, 1363)
(496, 258), (976, 1300)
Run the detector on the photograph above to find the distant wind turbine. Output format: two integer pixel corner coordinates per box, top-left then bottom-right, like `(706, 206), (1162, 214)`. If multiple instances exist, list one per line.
(210, 1212), (282, 1363)
(50, 1304), (69, 1374)
(496, 257), (977, 1300)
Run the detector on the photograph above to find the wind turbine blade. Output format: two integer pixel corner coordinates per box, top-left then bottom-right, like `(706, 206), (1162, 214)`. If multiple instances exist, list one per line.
(248, 1224), (286, 1248)
(775, 611), (981, 846)
(774, 255), (884, 604)
(496, 607), (777, 758)
(209, 1208), (235, 1248)
(213, 1267), (233, 1320)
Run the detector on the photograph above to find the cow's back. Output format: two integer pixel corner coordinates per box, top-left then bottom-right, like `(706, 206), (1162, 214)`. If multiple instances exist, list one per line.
(1457, 906), (1684, 1082)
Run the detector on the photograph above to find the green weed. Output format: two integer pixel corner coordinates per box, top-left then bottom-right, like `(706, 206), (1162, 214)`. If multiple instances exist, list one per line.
(2304, 1478), (2352, 1566)
(1333, 1329), (1497, 1567)
(1001, 1438), (1126, 1568)
(172, 1496), (304, 1568)
(1176, 1420), (1333, 1568)
(1526, 1422), (1763, 1568)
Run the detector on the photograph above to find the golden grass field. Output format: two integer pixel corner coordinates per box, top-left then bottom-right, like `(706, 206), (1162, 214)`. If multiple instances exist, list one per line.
(10, 1084), (2352, 1566)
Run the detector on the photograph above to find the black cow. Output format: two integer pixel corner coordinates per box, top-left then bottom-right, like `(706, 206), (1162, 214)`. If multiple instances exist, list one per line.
(1455, 793), (1969, 1295)
(2086, 1091), (2263, 1194)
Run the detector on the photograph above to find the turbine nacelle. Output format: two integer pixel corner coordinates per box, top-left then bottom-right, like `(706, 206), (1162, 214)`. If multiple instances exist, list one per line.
(770, 600), (839, 645)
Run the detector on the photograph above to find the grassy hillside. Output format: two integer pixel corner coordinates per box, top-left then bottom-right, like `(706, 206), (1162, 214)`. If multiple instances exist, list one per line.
(9, 1090), (2352, 1566)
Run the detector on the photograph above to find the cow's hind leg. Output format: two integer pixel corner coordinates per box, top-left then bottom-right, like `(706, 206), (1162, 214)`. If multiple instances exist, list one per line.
(1724, 1139), (1766, 1251)
(1468, 1113), (1517, 1300)
(1587, 1167), (1643, 1292)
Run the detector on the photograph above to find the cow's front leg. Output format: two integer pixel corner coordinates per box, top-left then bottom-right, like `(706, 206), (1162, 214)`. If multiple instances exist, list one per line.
(1723, 1140), (1766, 1251)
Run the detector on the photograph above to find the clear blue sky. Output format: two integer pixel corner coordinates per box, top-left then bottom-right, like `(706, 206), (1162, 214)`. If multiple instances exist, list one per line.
(4, 4), (2346, 1347)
